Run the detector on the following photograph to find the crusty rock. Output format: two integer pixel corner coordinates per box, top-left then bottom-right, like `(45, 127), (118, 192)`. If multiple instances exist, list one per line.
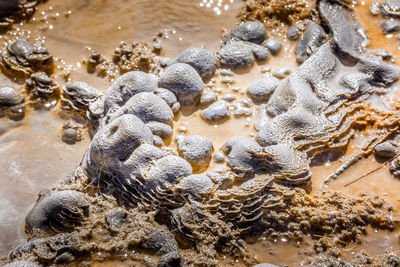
(247, 76), (279, 102)
(87, 114), (153, 173)
(200, 100), (230, 121)
(146, 155), (192, 186)
(369, 1), (381, 15)
(229, 21), (266, 44)
(2, 261), (41, 267)
(177, 174), (214, 199)
(25, 190), (90, 234)
(217, 42), (255, 69)
(262, 39), (282, 55)
(287, 24), (301, 40)
(358, 55), (399, 86)
(374, 142), (397, 158)
(381, 20), (400, 33)
(159, 63), (204, 105)
(381, 0), (400, 18)
(153, 88), (180, 113)
(177, 135), (213, 171)
(147, 121), (173, 139)
(176, 47), (217, 79)
(105, 92), (174, 125)
(200, 91), (217, 105)
(222, 136), (265, 175)
(104, 71), (158, 113)
(0, 87), (23, 106)
(295, 23), (326, 64)
(319, 0), (365, 65)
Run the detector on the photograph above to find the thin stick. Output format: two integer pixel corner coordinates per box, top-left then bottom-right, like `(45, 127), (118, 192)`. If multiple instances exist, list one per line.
(344, 153), (400, 187)
(344, 162), (388, 187)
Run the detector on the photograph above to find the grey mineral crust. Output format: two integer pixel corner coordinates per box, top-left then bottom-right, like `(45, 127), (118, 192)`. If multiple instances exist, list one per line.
(175, 47), (217, 79)
(217, 41), (255, 69)
(382, 0), (400, 18)
(104, 71), (158, 113)
(213, 151), (225, 163)
(222, 136), (265, 175)
(146, 155), (192, 186)
(147, 121), (173, 139)
(374, 142), (397, 158)
(200, 91), (217, 105)
(381, 20), (400, 33)
(105, 208), (128, 232)
(339, 72), (372, 96)
(295, 23), (326, 64)
(375, 49), (392, 60)
(262, 39), (282, 55)
(200, 100), (230, 121)
(0, 87), (23, 106)
(319, 0), (365, 65)
(142, 230), (182, 267)
(177, 174), (214, 199)
(287, 24), (301, 40)
(87, 114), (153, 174)
(248, 43), (270, 61)
(222, 93), (236, 102)
(177, 135), (213, 170)
(369, 1), (381, 15)
(273, 68), (291, 79)
(247, 76), (279, 102)
(229, 20), (266, 44)
(358, 55), (399, 86)
(159, 63), (204, 105)
(25, 190), (90, 233)
(105, 92), (174, 126)
(62, 81), (104, 118)
(153, 88), (180, 113)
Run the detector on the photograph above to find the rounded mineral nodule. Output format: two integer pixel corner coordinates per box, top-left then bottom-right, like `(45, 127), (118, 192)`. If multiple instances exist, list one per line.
(159, 63), (204, 105)
(200, 100), (230, 121)
(0, 87), (23, 106)
(177, 135), (213, 171)
(230, 20), (266, 44)
(374, 142), (397, 158)
(262, 39), (282, 55)
(178, 174), (214, 198)
(247, 76), (279, 102)
(25, 190), (90, 234)
(176, 47), (217, 79)
(104, 71), (158, 112)
(287, 24), (302, 40)
(200, 91), (218, 105)
(217, 42), (255, 69)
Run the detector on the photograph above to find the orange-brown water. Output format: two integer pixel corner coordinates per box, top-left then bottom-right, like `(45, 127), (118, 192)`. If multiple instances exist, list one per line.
(0, 0), (243, 256)
(2, 0), (400, 266)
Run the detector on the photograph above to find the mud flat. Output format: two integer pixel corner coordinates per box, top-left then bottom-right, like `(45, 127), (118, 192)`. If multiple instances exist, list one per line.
(2, 0), (400, 267)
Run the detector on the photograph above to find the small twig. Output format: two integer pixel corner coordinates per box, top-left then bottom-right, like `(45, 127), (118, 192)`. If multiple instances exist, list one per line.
(344, 153), (400, 187)
(344, 162), (388, 187)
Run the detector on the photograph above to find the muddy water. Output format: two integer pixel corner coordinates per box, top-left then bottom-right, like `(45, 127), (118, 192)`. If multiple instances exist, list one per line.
(0, 0), (243, 257)
(2, 0), (400, 266)
(0, 110), (90, 255)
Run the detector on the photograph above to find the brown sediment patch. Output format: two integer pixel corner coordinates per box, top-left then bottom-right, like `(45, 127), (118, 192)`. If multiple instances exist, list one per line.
(239, 0), (316, 27)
